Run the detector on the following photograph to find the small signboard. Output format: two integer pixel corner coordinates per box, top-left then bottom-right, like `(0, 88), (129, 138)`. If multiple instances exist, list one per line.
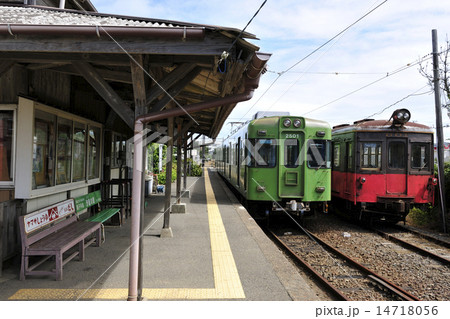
(24, 199), (75, 234)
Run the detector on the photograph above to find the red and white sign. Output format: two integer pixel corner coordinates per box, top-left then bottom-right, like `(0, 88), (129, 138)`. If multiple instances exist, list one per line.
(24, 199), (75, 233)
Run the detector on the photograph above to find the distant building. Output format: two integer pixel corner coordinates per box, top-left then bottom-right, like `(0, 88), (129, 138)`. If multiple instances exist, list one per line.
(434, 142), (450, 163)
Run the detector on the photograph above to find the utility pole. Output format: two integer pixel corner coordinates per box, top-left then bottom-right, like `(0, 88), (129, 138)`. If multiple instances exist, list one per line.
(432, 29), (447, 233)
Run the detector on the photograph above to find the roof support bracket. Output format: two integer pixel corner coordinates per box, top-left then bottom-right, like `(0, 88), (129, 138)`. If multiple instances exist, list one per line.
(73, 61), (135, 129)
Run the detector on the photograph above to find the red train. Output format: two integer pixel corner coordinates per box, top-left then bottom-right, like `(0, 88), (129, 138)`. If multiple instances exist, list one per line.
(331, 109), (437, 223)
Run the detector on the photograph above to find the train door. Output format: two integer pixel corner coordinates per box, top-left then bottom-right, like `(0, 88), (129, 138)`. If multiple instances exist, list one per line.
(228, 142), (232, 178)
(236, 137), (241, 187)
(244, 134), (248, 192)
(278, 133), (303, 198)
(386, 138), (407, 194)
(344, 141), (353, 194)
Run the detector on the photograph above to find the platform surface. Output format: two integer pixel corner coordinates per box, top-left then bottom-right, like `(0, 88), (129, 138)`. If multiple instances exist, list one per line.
(0, 167), (320, 301)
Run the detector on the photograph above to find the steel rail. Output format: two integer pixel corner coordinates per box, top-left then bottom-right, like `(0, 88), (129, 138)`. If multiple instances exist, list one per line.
(268, 230), (349, 301)
(394, 225), (450, 249)
(373, 228), (450, 266)
(304, 229), (420, 301)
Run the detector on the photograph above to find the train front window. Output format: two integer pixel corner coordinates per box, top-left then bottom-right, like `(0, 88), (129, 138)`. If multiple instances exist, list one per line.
(388, 141), (406, 169)
(285, 139), (299, 168)
(248, 139), (277, 167)
(360, 142), (381, 170)
(307, 140), (331, 169)
(411, 143), (430, 170)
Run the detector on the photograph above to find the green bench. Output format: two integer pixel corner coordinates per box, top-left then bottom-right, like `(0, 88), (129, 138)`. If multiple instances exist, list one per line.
(75, 190), (122, 243)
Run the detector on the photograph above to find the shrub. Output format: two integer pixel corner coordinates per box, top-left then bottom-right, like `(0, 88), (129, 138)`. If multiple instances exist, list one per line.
(157, 164), (177, 185)
(407, 206), (437, 226)
(188, 158), (203, 177)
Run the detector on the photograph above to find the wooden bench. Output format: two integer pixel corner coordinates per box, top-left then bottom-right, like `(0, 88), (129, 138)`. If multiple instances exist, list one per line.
(75, 190), (122, 243)
(18, 199), (102, 281)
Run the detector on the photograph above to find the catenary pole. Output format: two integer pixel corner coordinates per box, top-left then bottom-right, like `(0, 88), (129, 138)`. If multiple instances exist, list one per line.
(432, 29), (447, 233)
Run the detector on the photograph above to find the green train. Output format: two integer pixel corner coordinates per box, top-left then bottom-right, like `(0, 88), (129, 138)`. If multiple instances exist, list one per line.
(215, 112), (332, 217)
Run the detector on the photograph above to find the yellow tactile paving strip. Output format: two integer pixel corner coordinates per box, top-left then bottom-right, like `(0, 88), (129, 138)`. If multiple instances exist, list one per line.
(9, 168), (245, 300)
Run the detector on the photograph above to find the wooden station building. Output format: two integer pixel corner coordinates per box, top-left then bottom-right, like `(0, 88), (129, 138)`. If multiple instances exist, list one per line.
(0, 0), (270, 274)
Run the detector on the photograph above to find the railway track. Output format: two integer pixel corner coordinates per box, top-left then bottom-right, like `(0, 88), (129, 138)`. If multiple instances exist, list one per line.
(269, 227), (420, 301)
(372, 226), (450, 266)
(262, 211), (450, 300)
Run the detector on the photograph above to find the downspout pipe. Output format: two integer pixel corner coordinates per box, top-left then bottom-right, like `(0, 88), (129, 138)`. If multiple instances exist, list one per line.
(127, 52), (270, 301)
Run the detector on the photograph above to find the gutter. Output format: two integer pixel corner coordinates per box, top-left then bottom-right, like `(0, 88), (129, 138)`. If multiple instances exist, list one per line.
(0, 24), (205, 39)
(127, 52), (270, 301)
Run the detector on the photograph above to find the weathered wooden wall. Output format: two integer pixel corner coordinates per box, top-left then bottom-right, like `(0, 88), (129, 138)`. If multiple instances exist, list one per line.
(0, 65), (28, 104)
(30, 69), (71, 110)
(0, 199), (24, 276)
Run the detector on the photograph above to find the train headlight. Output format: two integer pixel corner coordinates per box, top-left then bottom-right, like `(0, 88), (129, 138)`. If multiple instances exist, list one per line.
(283, 119), (291, 127)
(315, 186), (325, 193)
(359, 177), (366, 184)
(293, 119), (302, 128)
(391, 108), (411, 126)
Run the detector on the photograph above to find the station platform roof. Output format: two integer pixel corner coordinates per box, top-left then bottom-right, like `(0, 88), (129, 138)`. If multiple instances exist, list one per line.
(0, 3), (269, 138)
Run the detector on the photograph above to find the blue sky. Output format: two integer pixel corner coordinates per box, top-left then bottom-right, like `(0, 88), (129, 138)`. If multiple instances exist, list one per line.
(93, 0), (450, 140)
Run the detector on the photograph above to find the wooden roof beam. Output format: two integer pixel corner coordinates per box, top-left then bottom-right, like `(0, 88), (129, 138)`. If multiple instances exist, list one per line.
(130, 54), (148, 117)
(0, 61), (15, 78)
(73, 61), (135, 129)
(150, 66), (202, 113)
(145, 63), (197, 107)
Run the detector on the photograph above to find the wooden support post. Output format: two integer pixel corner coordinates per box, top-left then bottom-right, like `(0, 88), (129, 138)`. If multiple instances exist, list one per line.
(162, 114), (174, 237)
(176, 119), (182, 204)
(183, 130), (188, 191)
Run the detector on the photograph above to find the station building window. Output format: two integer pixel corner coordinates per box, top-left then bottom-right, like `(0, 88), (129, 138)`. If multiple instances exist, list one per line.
(31, 110), (102, 190)
(111, 133), (126, 168)
(56, 118), (72, 185)
(15, 98), (102, 199)
(0, 108), (15, 186)
(73, 123), (86, 182)
(32, 111), (56, 189)
(88, 127), (100, 179)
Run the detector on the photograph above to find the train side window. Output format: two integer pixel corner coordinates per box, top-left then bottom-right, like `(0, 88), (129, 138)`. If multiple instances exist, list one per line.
(360, 142), (381, 170)
(285, 139), (299, 168)
(411, 143), (430, 170)
(248, 138), (277, 168)
(333, 143), (340, 168)
(388, 141), (405, 169)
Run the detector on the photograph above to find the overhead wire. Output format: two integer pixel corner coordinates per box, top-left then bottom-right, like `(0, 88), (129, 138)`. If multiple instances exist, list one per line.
(364, 85), (432, 119)
(233, 0), (388, 127)
(302, 53), (434, 116)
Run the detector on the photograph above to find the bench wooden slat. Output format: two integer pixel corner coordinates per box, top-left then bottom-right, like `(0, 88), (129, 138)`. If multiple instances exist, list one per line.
(86, 208), (121, 223)
(29, 221), (101, 251)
